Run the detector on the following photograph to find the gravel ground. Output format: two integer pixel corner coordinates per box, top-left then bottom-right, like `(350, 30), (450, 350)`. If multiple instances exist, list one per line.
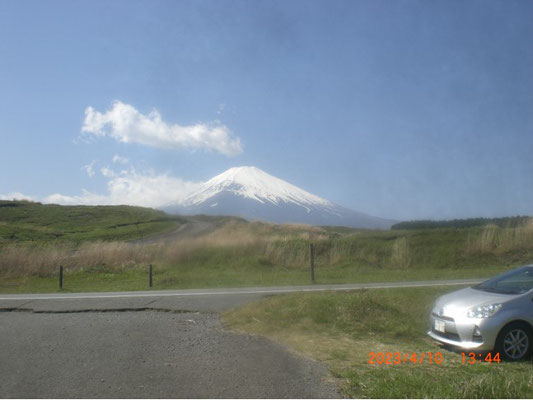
(0, 310), (339, 398)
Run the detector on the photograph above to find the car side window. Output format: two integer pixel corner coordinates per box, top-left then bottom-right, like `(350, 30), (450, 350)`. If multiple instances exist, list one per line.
(497, 270), (533, 292)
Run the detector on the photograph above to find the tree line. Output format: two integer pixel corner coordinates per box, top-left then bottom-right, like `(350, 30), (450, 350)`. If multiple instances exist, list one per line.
(392, 216), (532, 230)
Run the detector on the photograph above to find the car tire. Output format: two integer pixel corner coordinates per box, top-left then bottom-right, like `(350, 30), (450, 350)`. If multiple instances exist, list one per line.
(495, 322), (533, 361)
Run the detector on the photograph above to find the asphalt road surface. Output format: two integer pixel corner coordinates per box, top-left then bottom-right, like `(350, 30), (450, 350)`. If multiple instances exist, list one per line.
(0, 311), (338, 398)
(0, 279), (482, 398)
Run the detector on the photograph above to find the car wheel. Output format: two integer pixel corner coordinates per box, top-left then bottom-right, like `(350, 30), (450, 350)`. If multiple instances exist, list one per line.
(496, 322), (533, 361)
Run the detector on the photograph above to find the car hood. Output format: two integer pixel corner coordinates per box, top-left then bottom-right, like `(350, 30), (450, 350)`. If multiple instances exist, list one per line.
(434, 287), (515, 316)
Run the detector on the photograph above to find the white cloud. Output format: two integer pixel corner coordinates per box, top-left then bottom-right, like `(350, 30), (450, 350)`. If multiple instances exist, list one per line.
(44, 190), (109, 206)
(100, 167), (115, 178)
(82, 101), (243, 156)
(83, 160), (97, 177)
(43, 167), (201, 208)
(112, 154), (129, 164)
(0, 192), (35, 201)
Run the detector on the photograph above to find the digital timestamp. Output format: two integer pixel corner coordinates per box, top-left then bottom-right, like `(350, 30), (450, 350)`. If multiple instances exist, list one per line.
(369, 352), (444, 365)
(369, 351), (502, 365)
(461, 352), (501, 364)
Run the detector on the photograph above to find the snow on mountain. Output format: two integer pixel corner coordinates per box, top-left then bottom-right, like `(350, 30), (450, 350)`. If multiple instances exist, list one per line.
(163, 166), (395, 229)
(182, 166), (333, 211)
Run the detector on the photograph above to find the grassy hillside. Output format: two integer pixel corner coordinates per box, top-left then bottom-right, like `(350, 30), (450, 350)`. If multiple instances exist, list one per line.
(1, 216), (533, 293)
(0, 200), (183, 244)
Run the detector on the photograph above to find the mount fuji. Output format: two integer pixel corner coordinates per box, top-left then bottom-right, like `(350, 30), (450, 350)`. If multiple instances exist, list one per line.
(163, 166), (395, 229)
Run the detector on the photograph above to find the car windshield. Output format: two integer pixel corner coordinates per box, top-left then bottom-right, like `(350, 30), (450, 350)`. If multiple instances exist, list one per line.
(473, 266), (533, 294)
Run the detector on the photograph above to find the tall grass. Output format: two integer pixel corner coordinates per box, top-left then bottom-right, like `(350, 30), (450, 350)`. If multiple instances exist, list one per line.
(0, 223), (270, 278)
(391, 236), (411, 269)
(0, 242), (158, 277)
(465, 218), (533, 255)
(2, 219), (533, 279)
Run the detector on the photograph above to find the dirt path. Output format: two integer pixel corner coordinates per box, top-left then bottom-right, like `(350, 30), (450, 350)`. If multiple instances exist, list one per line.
(130, 219), (215, 244)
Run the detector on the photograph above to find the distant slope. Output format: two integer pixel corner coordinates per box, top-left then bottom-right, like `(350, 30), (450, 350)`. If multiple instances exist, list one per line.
(164, 166), (395, 229)
(392, 216), (533, 230)
(0, 200), (184, 244)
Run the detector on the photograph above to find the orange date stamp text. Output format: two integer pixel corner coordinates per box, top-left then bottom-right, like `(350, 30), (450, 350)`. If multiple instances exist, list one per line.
(368, 351), (444, 365)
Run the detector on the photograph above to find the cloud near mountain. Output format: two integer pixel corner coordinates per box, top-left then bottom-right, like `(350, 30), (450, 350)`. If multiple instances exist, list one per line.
(82, 101), (243, 156)
(43, 166), (201, 208)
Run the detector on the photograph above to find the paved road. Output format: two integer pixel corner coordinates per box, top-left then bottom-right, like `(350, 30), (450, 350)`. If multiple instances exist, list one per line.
(0, 278), (483, 312)
(0, 279), (482, 398)
(0, 311), (338, 398)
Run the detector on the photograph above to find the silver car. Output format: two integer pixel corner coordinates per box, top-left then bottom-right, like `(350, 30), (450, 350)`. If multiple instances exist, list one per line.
(428, 265), (533, 360)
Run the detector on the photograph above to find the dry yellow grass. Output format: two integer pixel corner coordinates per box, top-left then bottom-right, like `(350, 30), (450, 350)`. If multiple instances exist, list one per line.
(0, 221), (301, 277)
(0, 241), (158, 277)
(391, 237), (411, 269)
(465, 218), (533, 255)
(2, 218), (533, 279)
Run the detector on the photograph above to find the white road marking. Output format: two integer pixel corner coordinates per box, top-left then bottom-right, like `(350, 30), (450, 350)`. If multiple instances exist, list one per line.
(0, 279), (483, 301)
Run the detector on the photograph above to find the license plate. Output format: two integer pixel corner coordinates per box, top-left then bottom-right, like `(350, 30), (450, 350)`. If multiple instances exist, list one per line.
(434, 319), (446, 333)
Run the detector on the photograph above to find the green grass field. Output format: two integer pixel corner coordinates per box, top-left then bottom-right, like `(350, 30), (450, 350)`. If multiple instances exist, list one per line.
(223, 286), (533, 398)
(0, 201), (532, 293)
(0, 200), (183, 244)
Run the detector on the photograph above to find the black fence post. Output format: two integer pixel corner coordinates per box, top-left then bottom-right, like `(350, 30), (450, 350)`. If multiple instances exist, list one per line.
(59, 265), (63, 289)
(309, 243), (315, 284)
(149, 264), (152, 288)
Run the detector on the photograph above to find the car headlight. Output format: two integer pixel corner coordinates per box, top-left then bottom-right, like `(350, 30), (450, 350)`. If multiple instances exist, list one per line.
(466, 303), (502, 318)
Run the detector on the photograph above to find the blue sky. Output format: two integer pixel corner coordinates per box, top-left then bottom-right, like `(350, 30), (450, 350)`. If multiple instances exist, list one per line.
(1, 0), (532, 220)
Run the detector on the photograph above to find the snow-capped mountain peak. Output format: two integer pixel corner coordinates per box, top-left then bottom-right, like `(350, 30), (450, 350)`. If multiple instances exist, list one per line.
(181, 166), (333, 209)
(164, 166), (395, 229)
